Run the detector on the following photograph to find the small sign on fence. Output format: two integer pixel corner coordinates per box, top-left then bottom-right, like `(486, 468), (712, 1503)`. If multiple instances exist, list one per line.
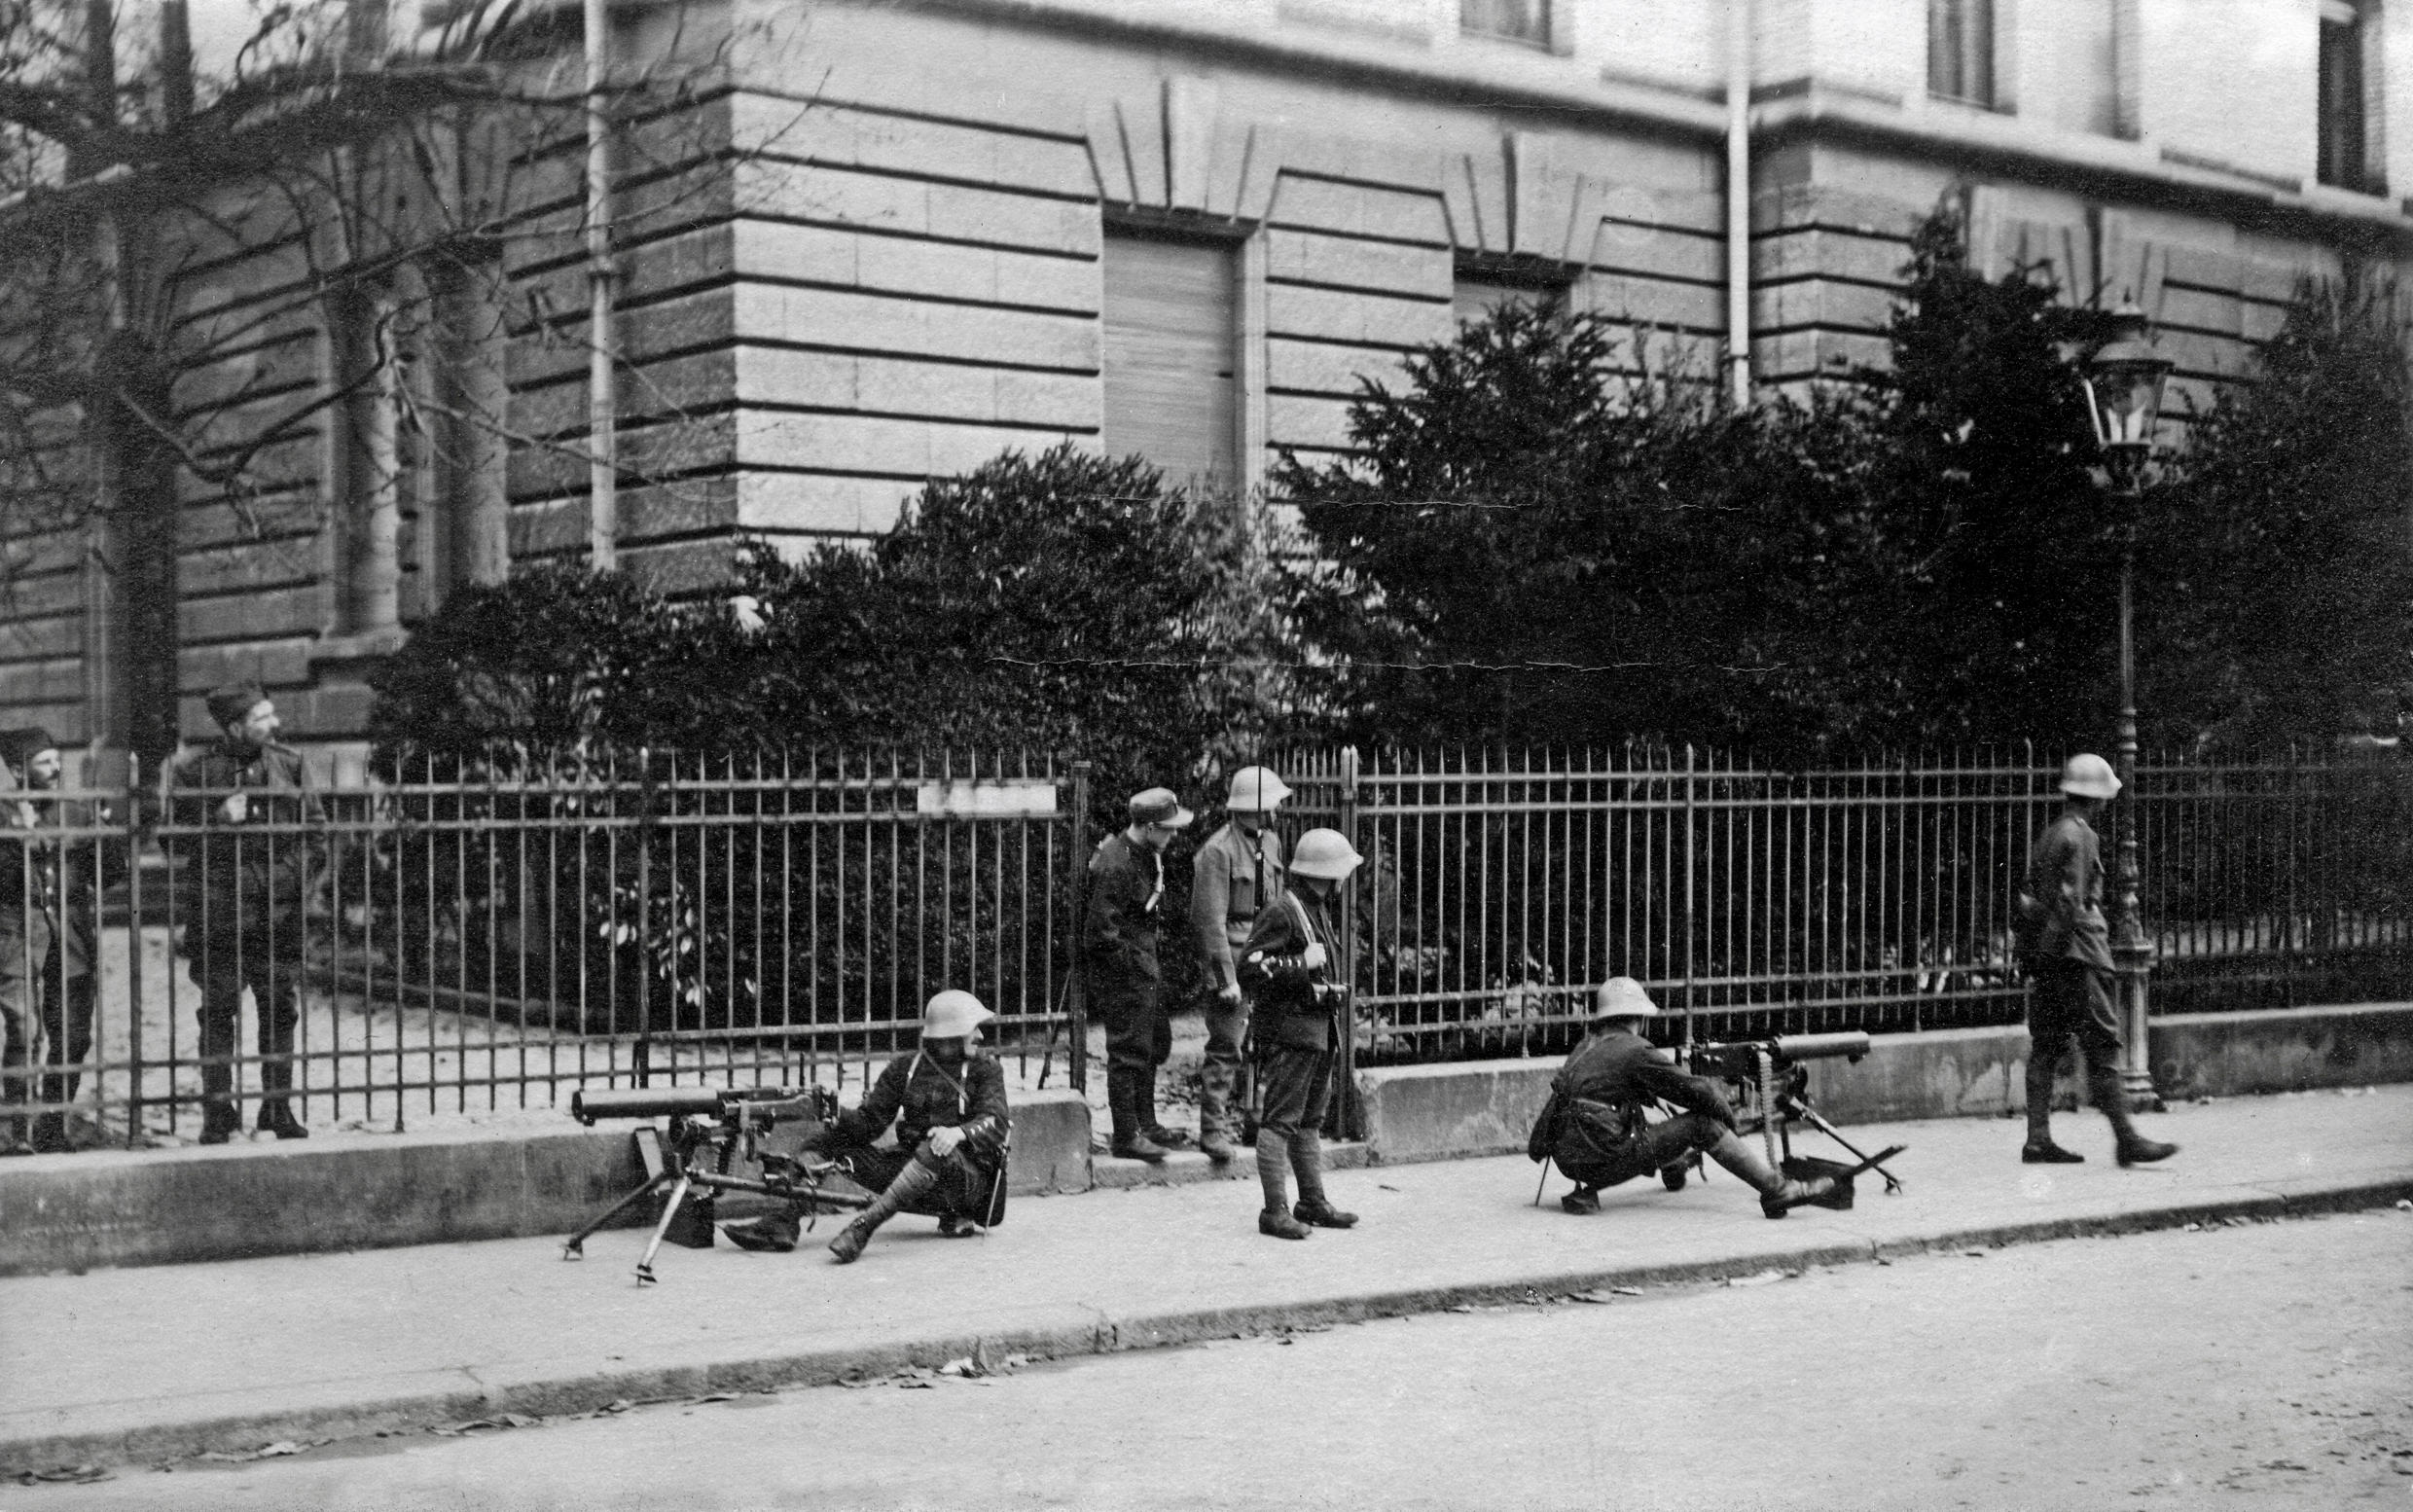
(914, 779), (1062, 818)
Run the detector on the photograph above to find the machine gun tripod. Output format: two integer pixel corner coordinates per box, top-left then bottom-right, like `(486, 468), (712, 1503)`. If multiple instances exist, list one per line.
(1684, 1031), (1908, 1196)
(561, 1085), (871, 1284)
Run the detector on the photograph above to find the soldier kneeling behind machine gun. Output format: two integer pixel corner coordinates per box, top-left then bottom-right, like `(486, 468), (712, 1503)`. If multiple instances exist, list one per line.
(1528, 979), (1903, 1219)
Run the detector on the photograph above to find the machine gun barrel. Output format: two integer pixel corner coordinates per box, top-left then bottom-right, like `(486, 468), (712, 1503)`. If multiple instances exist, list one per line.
(1765, 1031), (1870, 1064)
(568, 1085), (806, 1125)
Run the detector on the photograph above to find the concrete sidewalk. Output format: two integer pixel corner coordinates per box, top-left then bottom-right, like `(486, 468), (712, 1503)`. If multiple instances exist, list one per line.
(5, 1087), (2410, 1475)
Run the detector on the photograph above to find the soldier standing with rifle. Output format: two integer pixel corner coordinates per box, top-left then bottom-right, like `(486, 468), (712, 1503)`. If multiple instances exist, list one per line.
(1535, 979), (1847, 1220)
(1189, 766), (1289, 1164)
(1085, 787), (1195, 1162)
(2014, 754), (2177, 1168)
(1239, 827), (1363, 1241)
(166, 684), (323, 1144)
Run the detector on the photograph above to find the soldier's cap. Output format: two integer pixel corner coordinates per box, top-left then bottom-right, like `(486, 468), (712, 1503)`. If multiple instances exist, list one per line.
(0, 727), (57, 770)
(205, 682), (270, 729)
(1128, 787), (1195, 829)
(1592, 976), (1660, 1022)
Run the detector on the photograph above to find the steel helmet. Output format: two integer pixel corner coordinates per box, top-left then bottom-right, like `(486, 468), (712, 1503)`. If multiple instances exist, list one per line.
(921, 990), (993, 1040)
(1592, 977), (1660, 1021)
(2060, 753), (2121, 800)
(1225, 766), (1293, 812)
(1288, 828), (1363, 881)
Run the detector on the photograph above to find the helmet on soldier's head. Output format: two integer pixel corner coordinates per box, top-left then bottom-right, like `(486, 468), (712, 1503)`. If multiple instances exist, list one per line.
(2060, 753), (2121, 800)
(921, 990), (993, 1040)
(1288, 828), (1363, 881)
(1592, 977), (1660, 1022)
(1225, 766), (1292, 813)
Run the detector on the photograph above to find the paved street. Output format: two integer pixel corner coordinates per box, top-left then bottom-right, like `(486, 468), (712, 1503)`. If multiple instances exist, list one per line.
(11, 1208), (2407, 1512)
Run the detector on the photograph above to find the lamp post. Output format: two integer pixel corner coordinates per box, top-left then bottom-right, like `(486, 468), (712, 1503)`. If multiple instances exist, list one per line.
(2079, 301), (2174, 1113)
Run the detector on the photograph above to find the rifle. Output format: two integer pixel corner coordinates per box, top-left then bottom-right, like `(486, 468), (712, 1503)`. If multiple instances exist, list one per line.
(560, 1085), (870, 1285)
(1681, 1032), (1907, 1195)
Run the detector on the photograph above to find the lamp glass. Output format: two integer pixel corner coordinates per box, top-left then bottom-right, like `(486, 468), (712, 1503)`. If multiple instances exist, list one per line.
(2084, 362), (2170, 450)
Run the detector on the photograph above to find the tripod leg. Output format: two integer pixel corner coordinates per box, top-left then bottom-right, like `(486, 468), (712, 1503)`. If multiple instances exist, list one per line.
(563, 1174), (670, 1260)
(1785, 1098), (1907, 1193)
(634, 1171), (695, 1285)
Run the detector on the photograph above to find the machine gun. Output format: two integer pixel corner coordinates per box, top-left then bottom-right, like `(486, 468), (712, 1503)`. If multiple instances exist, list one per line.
(560, 1085), (871, 1284)
(1682, 1032), (1907, 1196)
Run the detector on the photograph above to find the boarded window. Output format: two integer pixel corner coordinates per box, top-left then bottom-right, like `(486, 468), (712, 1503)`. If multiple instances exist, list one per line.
(1454, 277), (1562, 327)
(1102, 234), (1237, 486)
(1461, 0), (1551, 47)
(1927, 0), (1996, 107)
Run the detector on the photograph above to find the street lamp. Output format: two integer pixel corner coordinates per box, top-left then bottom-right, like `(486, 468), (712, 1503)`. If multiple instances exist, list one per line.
(2079, 300), (2174, 1113)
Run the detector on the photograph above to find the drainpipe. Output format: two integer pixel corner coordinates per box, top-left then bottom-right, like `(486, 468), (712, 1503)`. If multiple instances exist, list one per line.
(585, 0), (618, 568)
(1725, 0), (1751, 408)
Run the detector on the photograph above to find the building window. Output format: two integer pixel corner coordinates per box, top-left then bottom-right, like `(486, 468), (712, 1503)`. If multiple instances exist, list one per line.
(1454, 253), (1573, 327)
(1102, 233), (1239, 487)
(1461, 0), (1551, 48)
(1928, 0), (1996, 108)
(2318, 0), (2380, 192)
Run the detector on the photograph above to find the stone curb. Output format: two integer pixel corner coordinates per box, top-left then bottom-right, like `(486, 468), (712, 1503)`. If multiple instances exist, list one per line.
(8, 1171), (2406, 1477)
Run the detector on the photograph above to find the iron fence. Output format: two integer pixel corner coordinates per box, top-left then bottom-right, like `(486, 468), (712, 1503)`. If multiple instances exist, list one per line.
(1, 744), (2403, 1150)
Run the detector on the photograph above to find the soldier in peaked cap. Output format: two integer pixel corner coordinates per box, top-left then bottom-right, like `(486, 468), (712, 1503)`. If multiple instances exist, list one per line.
(1189, 766), (1290, 1163)
(0, 728), (108, 1153)
(1083, 786), (1194, 1162)
(2013, 754), (2176, 1169)
(164, 684), (325, 1144)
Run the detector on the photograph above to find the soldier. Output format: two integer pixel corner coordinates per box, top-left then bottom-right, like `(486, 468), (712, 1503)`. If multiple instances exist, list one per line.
(166, 684), (324, 1144)
(2014, 754), (2177, 1168)
(0, 730), (106, 1154)
(1239, 827), (1363, 1240)
(1084, 787), (1195, 1162)
(730, 990), (1010, 1264)
(1534, 979), (1847, 1220)
(1189, 766), (1290, 1163)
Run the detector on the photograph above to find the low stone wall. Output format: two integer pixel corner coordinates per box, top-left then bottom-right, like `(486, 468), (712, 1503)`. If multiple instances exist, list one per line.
(1352, 1003), (2413, 1166)
(0, 1090), (1093, 1278)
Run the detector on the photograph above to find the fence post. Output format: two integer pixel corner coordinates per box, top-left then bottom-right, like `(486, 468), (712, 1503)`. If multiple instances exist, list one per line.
(1065, 759), (1092, 1095)
(633, 748), (655, 1088)
(125, 752), (145, 1150)
(1336, 745), (1363, 1140)
(1680, 743), (1697, 1049)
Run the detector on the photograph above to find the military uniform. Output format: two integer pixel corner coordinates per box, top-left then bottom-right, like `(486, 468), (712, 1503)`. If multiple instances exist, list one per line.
(0, 757), (104, 1153)
(1530, 1026), (1735, 1191)
(2021, 807), (2120, 1065)
(1189, 820), (1284, 1146)
(1239, 883), (1349, 1225)
(166, 735), (324, 1134)
(1086, 828), (1178, 1149)
(812, 1047), (1012, 1226)
(2014, 777), (2174, 1166)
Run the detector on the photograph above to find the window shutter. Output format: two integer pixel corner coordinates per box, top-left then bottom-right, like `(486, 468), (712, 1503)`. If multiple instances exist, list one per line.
(1102, 235), (1238, 486)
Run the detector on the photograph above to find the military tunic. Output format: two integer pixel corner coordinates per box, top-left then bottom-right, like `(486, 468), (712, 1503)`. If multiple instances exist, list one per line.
(2019, 808), (2121, 1063)
(814, 1049), (1012, 1223)
(1084, 831), (1171, 1074)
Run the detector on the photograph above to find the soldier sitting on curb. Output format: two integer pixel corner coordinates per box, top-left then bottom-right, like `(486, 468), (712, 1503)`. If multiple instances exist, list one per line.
(725, 990), (1011, 1264)
(1531, 978), (1847, 1221)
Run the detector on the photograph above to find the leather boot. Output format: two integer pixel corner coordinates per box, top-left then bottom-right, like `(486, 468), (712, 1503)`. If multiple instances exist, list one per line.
(1560, 1186), (1602, 1215)
(198, 1058), (241, 1145)
(1256, 1131), (1309, 1239)
(29, 1113), (67, 1154)
(1289, 1132), (1356, 1228)
(828, 1158), (940, 1264)
(255, 1061), (307, 1140)
(1136, 1072), (1191, 1150)
(1197, 1059), (1236, 1162)
(2021, 1047), (2082, 1162)
(2090, 1063), (2177, 1166)
(1707, 1130), (1842, 1219)
(1107, 1068), (1167, 1162)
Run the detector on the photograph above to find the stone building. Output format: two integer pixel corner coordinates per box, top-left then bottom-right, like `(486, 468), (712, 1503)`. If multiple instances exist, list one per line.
(10, 0), (2412, 759)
